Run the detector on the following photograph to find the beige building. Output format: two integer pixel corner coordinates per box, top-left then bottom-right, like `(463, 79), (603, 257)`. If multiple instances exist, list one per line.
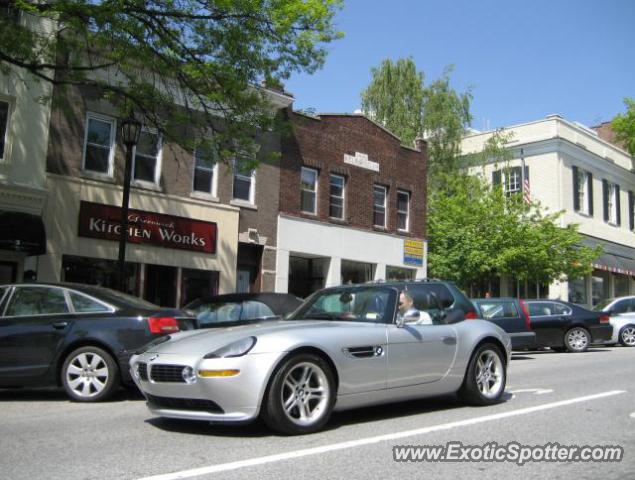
(462, 114), (635, 307)
(0, 10), (55, 283)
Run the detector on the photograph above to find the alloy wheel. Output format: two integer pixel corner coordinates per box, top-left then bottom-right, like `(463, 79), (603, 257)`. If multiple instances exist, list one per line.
(566, 328), (589, 352)
(65, 351), (110, 398)
(280, 362), (330, 427)
(621, 326), (635, 347)
(475, 349), (504, 399)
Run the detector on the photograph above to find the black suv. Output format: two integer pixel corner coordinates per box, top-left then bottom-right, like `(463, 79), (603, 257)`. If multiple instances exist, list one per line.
(375, 279), (478, 323)
(472, 297), (536, 350)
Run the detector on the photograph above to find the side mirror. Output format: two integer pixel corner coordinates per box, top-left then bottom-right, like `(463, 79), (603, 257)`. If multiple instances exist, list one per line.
(396, 311), (420, 328)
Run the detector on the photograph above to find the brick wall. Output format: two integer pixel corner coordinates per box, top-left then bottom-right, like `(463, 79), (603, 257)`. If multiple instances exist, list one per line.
(280, 110), (427, 239)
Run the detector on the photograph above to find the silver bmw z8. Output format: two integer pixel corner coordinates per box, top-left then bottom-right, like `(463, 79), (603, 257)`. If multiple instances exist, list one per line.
(130, 282), (511, 434)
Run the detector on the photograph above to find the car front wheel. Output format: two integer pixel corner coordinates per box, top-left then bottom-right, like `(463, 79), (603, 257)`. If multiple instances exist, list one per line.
(459, 343), (506, 406)
(262, 353), (335, 435)
(564, 327), (590, 353)
(619, 325), (635, 347)
(61, 346), (120, 402)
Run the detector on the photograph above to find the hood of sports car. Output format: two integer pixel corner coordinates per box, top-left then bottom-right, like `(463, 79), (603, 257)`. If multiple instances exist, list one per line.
(147, 320), (362, 357)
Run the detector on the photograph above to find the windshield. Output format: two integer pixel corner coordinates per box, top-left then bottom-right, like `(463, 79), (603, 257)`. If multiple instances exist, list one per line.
(592, 298), (614, 311)
(288, 286), (397, 323)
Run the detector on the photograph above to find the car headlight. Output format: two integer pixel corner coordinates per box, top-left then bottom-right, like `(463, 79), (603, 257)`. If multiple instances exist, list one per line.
(135, 335), (171, 355)
(204, 336), (257, 359)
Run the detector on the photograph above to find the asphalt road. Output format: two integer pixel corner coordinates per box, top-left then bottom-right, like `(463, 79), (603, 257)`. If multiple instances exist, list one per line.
(1, 346), (633, 480)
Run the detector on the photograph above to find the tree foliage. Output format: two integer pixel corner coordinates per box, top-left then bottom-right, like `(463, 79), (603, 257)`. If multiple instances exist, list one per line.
(0, 0), (343, 157)
(360, 58), (471, 189)
(612, 97), (635, 156)
(427, 173), (601, 289)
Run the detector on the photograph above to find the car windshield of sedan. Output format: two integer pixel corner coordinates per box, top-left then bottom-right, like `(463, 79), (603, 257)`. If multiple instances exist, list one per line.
(288, 287), (396, 323)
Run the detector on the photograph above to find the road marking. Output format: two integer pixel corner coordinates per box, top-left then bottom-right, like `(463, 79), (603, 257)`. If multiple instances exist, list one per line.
(137, 390), (626, 480)
(509, 388), (554, 395)
(630, 412), (635, 419)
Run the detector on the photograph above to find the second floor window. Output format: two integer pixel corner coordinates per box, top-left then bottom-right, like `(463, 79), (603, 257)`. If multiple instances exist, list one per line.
(373, 185), (387, 228)
(0, 100), (9, 161)
(397, 190), (410, 231)
(329, 174), (345, 219)
(603, 180), (621, 226)
(133, 130), (161, 184)
(83, 114), (115, 175)
(232, 157), (255, 203)
(301, 167), (318, 214)
(504, 167), (521, 195)
(193, 144), (217, 195)
(573, 166), (593, 215)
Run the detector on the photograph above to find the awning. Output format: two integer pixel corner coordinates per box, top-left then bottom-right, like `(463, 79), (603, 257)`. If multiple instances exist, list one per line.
(581, 235), (635, 276)
(0, 211), (46, 256)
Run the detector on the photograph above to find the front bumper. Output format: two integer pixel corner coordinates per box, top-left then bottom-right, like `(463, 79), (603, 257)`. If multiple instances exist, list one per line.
(130, 351), (282, 423)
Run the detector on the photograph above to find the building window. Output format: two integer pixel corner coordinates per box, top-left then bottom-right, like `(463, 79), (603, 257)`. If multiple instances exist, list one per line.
(373, 185), (387, 227)
(232, 157), (255, 203)
(397, 190), (410, 231)
(301, 167), (318, 214)
(193, 144), (217, 195)
(133, 130), (161, 184)
(329, 174), (345, 219)
(504, 167), (521, 195)
(573, 166), (593, 215)
(603, 180), (621, 226)
(82, 114), (115, 175)
(0, 99), (10, 161)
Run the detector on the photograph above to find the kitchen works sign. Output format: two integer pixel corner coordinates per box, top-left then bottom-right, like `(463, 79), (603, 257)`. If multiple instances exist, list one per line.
(78, 201), (217, 254)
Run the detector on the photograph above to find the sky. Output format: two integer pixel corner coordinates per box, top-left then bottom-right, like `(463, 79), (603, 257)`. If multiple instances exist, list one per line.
(285, 0), (635, 132)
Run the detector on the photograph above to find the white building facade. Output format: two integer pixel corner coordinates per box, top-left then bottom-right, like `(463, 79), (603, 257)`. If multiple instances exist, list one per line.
(462, 114), (635, 307)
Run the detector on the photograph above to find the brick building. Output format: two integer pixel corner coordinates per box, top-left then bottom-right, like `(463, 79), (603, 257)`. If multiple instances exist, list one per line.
(276, 111), (428, 297)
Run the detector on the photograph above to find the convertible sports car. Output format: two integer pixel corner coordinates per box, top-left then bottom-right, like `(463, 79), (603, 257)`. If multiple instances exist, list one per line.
(130, 283), (511, 434)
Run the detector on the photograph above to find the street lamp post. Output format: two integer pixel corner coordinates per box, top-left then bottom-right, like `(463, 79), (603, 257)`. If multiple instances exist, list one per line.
(118, 117), (142, 292)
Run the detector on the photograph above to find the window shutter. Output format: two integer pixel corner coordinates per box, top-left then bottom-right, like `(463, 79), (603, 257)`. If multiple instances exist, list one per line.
(616, 185), (621, 226)
(602, 179), (609, 222)
(629, 191), (634, 231)
(492, 170), (501, 188)
(572, 166), (580, 211)
(588, 172), (594, 216)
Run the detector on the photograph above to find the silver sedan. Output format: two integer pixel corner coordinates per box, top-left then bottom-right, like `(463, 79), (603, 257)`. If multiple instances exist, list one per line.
(130, 284), (511, 434)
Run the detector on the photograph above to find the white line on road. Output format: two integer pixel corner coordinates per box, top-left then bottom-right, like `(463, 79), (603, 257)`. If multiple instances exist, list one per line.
(137, 390), (626, 480)
(630, 412), (635, 419)
(508, 388), (554, 395)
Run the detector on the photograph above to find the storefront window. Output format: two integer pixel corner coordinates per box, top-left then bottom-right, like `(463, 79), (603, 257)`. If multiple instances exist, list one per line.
(289, 256), (328, 299)
(181, 268), (219, 307)
(614, 274), (630, 298)
(568, 277), (587, 305)
(62, 255), (139, 295)
(341, 260), (375, 285)
(591, 270), (610, 307)
(144, 264), (177, 307)
(386, 266), (415, 281)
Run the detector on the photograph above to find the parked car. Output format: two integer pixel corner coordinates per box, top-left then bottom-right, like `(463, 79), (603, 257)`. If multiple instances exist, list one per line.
(471, 298), (536, 350)
(131, 281), (511, 434)
(525, 299), (613, 352)
(0, 283), (195, 402)
(592, 297), (635, 347)
(184, 293), (304, 328)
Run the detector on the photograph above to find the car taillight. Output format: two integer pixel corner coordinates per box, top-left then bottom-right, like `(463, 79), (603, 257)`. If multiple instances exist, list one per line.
(599, 314), (610, 324)
(148, 317), (180, 334)
(519, 300), (532, 330)
(465, 311), (478, 320)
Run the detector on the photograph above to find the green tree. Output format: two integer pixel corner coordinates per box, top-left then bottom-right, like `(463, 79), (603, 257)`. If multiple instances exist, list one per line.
(427, 173), (601, 293)
(612, 97), (635, 156)
(360, 59), (471, 188)
(0, 0), (343, 156)
(360, 57), (424, 146)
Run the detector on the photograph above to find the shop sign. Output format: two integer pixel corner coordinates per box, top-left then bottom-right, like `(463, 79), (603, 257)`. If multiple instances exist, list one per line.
(78, 201), (217, 254)
(404, 238), (424, 267)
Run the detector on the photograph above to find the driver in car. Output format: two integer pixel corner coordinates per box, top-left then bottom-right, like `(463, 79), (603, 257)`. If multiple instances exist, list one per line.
(398, 291), (433, 325)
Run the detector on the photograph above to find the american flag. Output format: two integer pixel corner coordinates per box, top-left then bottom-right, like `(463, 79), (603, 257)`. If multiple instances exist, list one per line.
(521, 149), (530, 204)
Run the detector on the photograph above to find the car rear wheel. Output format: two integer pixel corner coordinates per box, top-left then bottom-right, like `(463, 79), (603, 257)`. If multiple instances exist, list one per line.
(61, 346), (120, 402)
(459, 343), (506, 406)
(619, 325), (635, 347)
(262, 353), (335, 435)
(564, 327), (590, 353)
